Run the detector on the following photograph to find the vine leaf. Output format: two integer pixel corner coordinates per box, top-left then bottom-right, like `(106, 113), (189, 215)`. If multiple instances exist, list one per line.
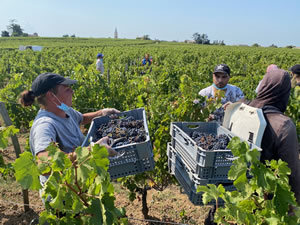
(50, 186), (66, 210)
(273, 184), (296, 215)
(13, 151), (41, 190)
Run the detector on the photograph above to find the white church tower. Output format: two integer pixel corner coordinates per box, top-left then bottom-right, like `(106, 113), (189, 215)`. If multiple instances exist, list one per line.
(114, 28), (118, 39)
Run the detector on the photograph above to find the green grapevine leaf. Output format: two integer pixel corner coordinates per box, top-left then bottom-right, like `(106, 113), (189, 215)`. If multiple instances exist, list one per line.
(37, 161), (51, 174)
(46, 142), (60, 157)
(245, 148), (260, 164)
(86, 198), (103, 225)
(276, 159), (291, 178)
(39, 211), (57, 225)
(233, 172), (248, 190)
(77, 163), (93, 184)
(228, 157), (248, 181)
(273, 184), (296, 216)
(238, 199), (256, 212)
(13, 151), (41, 190)
(52, 151), (72, 172)
(75, 146), (90, 164)
(265, 217), (280, 225)
(71, 194), (83, 214)
(197, 185), (209, 193)
(50, 186), (66, 211)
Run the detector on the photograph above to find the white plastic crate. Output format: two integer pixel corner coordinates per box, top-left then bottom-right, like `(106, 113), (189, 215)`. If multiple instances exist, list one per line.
(82, 108), (154, 179)
(223, 102), (266, 148)
(167, 143), (234, 206)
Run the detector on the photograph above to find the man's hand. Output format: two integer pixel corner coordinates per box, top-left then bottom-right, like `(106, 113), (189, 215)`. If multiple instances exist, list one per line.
(68, 151), (77, 163)
(223, 101), (233, 110)
(82, 108), (120, 125)
(100, 108), (120, 117)
(207, 114), (215, 121)
(95, 136), (118, 157)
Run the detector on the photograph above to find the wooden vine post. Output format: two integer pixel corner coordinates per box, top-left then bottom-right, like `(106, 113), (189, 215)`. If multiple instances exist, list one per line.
(0, 102), (30, 212)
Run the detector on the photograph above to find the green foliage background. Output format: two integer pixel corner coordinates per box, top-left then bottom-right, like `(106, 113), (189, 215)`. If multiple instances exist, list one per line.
(0, 38), (299, 216)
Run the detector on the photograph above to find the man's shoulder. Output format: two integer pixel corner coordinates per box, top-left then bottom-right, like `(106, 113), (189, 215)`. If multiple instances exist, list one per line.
(32, 114), (56, 128)
(33, 109), (66, 127)
(199, 85), (213, 96)
(266, 113), (295, 131)
(227, 84), (241, 90)
(227, 84), (244, 95)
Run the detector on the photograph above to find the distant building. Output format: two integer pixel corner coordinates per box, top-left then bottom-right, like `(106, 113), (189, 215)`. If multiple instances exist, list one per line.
(28, 33), (39, 37)
(114, 28), (118, 39)
(184, 40), (195, 44)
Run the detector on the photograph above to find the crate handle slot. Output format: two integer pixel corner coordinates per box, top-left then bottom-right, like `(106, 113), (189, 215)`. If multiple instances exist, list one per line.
(178, 133), (189, 145)
(187, 124), (199, 129)
(177, 159), (184, 168)
(225, 156), (239, 161)
(108, 150), (126, 160)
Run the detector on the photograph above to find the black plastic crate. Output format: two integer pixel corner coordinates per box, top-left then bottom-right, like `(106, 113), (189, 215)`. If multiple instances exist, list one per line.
(168, 143), (235, 206)
(171, 138), (231, 179)
(170, 122), (261, 169)
(82, 108), (154, 179)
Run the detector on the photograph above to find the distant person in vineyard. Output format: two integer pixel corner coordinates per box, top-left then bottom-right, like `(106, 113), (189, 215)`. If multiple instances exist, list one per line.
(290, 64), (300, 87)
(96, 53), (104, 74)
(255, 64), (279, 93)
(199, 64), (244, 123)
(19, 73), (118, 187)
(248, 69), (300, 204)
(142, 53), (152, 66)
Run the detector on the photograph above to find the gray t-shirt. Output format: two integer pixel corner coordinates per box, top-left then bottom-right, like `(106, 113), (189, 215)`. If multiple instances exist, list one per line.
(30, 107), (85, 156)
(30, 107), (85, 196)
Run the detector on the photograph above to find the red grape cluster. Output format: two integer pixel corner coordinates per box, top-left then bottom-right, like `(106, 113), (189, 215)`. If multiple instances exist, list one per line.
(190, 131), (229, 151)
(94, 116), (146, 147)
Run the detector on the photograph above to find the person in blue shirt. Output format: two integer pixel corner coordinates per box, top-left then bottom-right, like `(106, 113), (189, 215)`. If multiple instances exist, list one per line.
(96, 53), (104, 74)
(142, 53), (152, 66)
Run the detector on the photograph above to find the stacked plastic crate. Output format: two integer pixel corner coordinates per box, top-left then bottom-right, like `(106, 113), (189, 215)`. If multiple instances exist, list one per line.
(168, 103), (267, 205)
(168, 122), (239, 205)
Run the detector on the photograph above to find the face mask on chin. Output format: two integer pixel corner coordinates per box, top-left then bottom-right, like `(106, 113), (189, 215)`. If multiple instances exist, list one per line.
(213, 83), (228, 90)
(57, 103), (70, 113)
(52, 93), (70, 113)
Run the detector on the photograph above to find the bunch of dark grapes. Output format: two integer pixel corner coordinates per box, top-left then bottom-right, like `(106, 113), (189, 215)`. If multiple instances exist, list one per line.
(94, 116), (146, 147)
(190, 131), (229, 151)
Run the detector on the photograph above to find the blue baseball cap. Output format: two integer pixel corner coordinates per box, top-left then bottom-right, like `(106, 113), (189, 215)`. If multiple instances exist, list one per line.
(97, 53), (104, 58)
(214, 64), (230, 76)
(290, 64), (300, 75)
(31, 73), (77, 96)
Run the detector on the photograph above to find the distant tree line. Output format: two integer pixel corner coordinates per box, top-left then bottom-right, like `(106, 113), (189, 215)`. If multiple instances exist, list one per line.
(1, 19), (38, 37)
(136, 35), (151, 40)
(62, 34), (76, 38)
(192, 32), (225, 45)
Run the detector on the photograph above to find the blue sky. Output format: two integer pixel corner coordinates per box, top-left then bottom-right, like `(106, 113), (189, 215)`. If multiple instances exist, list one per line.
(1, 0), (299, 47)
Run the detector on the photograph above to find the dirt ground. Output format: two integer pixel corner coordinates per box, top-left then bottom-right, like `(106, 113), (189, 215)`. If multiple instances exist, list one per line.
(0, 133), (212, 225)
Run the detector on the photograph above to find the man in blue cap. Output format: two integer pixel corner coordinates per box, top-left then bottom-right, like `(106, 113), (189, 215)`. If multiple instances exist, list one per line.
(96, 53), (104, 74)
(199, 64), (244, 123)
